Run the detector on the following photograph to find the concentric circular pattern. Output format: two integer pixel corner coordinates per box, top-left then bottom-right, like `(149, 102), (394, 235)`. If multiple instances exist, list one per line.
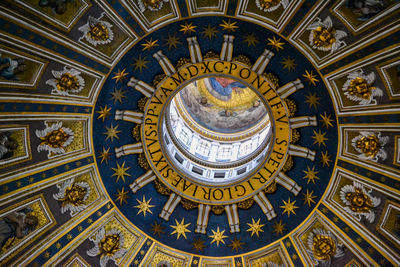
(93, 16), (338, 256)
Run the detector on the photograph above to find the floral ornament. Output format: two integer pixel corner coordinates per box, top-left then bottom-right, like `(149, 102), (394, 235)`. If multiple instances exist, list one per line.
(53, 178), (90, 217)
(156, 261), (173, 267)
(36, 121), (74, 157)
(307, 228), (345, 266)
(340, 181), (381, 223)
(351, 131), (389, 162)
(255, 0), (290, 12)
(138, 0), (169, 12)
(79, 15), (114, 46)
(47, 66), (85, 96)
(307, 16), (347, 53)
(343, 70), (383, 105)
(87, 228), (127, 267)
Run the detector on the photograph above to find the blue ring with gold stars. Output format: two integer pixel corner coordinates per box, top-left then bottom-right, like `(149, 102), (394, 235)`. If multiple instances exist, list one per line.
(93, 16), (338, 256)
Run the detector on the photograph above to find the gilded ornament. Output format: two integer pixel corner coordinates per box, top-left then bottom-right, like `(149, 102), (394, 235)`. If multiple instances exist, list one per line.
(291, 129), (300, 144)
(264, 73), (279, 88)
(153, 74), (166, 87)
(79, 15), (114, 46)
(154, 178), (171, 196)
(264, 180), (277, 194)
(132, 124), (141, 142)
(307, 16), (347, 53)
(138, 0), (169, 12)
(46, 66), (85, 96)
(203, 51), (219, 59)
(211, 205), (225, 215)
(282, 156), (293, 172)
(343, 70), (383, 105)
(237, 198), (254, 209)
(138, 153), (150, 170)
(87, 228), (127, 267)
(180, 198), (198, 210)
(284, 99), (297, 117)
(36, 121), (74, 156)
(156, 261), (172, 267)
(53, 178), (90, 217)
(255, 0), (289, 12)
(307, 228), (344, 265)
(176, 58), (191, 69)
(137, 97), (148, 112)
(233, 55), (252, 67)
(351, 131), (388, 162)
(340, 182), (381, 223)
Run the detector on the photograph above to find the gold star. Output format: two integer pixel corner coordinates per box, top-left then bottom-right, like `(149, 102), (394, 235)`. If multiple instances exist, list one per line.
(112, 161), (131, 183)
(312, 129), (328, 147)
(115, 187), (130, 205)
(280, 198), (298, 217)
(104, 123), (121, 142)
(98, 147), (111, 164)
(44, 251), (50, 258)
(87, 218), (93, 223)
(201, 24), (218, 39)
(111, 88), (126, 104)
(165, 33), (181, 49)
(267, 36), (284, 51)
(220, 19), (238, 32)
(243, 33), (258, 47)
(272, 220), (286, 235)
(151, 221), (165, 237)
(132, 54), (149, 72)
(321, 150), (332, 167)
(303, 165), (319, 184)
(97, 105), (111, 122)
(209, 227), (228, 246)
(78, 226), (83, 231)
(180, 22), (197, 34)
(320, 112), (334, 129)
(281, 57), (297, 71)
(305, 92), (320, 109)
(170, 218), (191, 240)
(112, 68), (129, 83)
(302, 70), (319, 86)
(192, 237), (206, 252)
(141, 38), (159, 51)
(67, 234), (72, 240)
(228, 237), (245, 252)
(134, 195), (155, 217)
(246, 218), (264, 237)
(303, 189), (317, 207)
(28, 177), (34, 183)
(56, 242), (61, 249)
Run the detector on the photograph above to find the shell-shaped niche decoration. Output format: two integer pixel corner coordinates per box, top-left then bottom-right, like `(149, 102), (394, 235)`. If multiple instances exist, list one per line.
(87, 228), (127, 267)
(53, 178), (90, 217)
(307, 228), (345, 266)
(343, 70), (383, 105)
(255, 0), (290, 12)
(340, 181), (381, 223)
(79, 15), (114, 46)
(351, 131), (389, 162)
(47, 66), (85, 96)
(138, 0), (169, 12)
(307, 16), (347, 54)
(36, 121), (74, 157)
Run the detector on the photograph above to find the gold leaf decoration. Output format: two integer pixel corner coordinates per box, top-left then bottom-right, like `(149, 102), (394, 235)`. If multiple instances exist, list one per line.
(204, 51), (219, 59)
(233, 55), (251, 67)
(211, 205), (225, 215)
(264, 180), (277, 194)
(154, 179), (171, 196)
(132, 124), (141, 142)
(264, 73), (279, 88)
(153, 73), (166, 87)
(137, 97), (147, 112)
(138, 153), (150, 170)
(285, 99), (297, 117)
(176, 58), (191, 69)
(237, 198), (254, 209)
(181, 198), (198, 210)
(282, 156), (294, 172)
(291, 129), (300, 144)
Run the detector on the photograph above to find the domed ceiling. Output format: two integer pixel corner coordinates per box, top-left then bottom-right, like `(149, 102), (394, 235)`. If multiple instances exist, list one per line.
(0, 0), (399, 266)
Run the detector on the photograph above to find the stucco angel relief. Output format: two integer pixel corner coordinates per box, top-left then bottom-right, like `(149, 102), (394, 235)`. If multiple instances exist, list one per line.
(87, 228), (127, 267)
(47, 66), (85, 96)
(255, 0), (290, 12)
(307, 16), (347, 54)
(340, 181), (381, 223)
(351, 131), (389, 162)
(36, 121), (74, 157)
(343, 70), (383, 105)
(53, 178), (90, 217)
(307, 228), (345, 267)
(79, 15), (114, 46)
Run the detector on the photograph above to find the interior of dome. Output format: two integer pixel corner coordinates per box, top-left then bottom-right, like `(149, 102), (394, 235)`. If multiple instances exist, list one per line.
(0, 0), (399, 266)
